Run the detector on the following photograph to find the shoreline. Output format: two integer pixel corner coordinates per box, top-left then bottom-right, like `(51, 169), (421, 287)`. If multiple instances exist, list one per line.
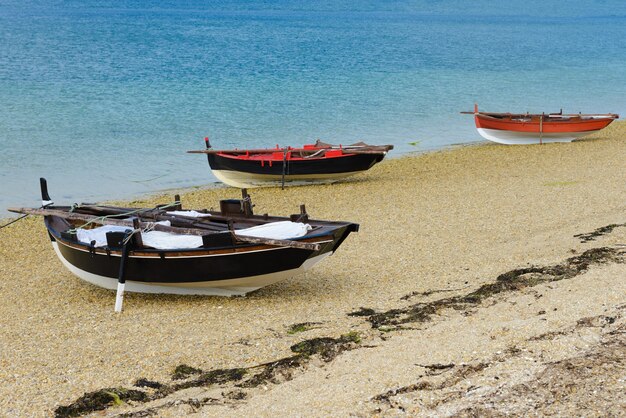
(1, 122), (624, 416)
(0, 138), (487, 220)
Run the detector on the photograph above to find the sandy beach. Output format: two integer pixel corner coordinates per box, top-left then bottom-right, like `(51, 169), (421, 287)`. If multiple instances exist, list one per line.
(1, 123), (625, 417)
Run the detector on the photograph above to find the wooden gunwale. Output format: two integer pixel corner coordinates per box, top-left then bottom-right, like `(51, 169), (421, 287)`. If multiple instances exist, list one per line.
(473, 112), (617, 133)
(55, 235), (332, 257)
(187, 144), (393, 157)
(9, 207), (327, 251)
(474, 113), (617, 122)
(461, 111), (618, 119)
(68, 204), (351, 230)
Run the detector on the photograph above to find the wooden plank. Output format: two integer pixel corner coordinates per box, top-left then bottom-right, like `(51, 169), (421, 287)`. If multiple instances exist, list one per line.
(230, 232), (322, 251)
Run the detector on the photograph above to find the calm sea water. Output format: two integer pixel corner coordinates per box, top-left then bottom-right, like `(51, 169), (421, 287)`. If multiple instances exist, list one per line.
(1, 1), (625, 215)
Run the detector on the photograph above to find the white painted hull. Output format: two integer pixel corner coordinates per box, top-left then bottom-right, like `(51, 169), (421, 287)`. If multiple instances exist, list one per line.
(51, 242), (331, 296)
(212, 169), (364, 189)
(476, 128), (596, 145)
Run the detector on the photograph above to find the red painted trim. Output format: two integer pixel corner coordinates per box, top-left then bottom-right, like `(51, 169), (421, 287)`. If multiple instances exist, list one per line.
(216, 149), (356, 162)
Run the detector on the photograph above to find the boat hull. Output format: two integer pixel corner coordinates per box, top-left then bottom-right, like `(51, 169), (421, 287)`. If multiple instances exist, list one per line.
(211, 169), (366, 189)
(45, 215), (356, 296)
(52, 242), (330, 296)
(207, 152), (384, 188)
(476, 128), (592, 145)
(472, 111), (616, 145)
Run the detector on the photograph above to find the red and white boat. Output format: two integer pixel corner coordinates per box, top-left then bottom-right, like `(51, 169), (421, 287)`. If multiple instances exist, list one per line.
(463, 104), (618, 145)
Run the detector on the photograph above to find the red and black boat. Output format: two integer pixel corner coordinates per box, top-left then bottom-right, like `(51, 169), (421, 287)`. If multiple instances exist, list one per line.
(189, 139), (393, 188)
(10, 179), (358, 309)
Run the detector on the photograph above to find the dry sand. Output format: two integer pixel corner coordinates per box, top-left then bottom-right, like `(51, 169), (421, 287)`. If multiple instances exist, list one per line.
(0, 123), (625, 417)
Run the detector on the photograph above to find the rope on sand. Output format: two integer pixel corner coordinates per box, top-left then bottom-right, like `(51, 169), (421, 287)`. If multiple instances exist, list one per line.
(0, 214), (28, 230)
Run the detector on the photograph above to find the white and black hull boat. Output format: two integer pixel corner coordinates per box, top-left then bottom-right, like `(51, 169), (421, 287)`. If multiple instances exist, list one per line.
(189, 139), (393, 188)
(47, 231), (334, 296)
(11, 179), (358, 300)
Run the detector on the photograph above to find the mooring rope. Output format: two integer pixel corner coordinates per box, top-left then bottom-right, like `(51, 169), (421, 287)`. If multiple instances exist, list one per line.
(122, 229), (142, 245)
(0, 202), (50, 230)
(0, 200), (181, 232)
(0, 214), (29, 230)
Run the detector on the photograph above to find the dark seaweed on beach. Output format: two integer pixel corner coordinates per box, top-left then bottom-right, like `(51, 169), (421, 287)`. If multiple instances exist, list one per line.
(239, 355), (305, 388)
(55, 332), (362, 416)
(171, 368), (247, 392)
(286, 321), (322, 334)
(355, 247), (624, 329)
(134, 378), (163, 389)
(574, 223), (626, 242)
(171, 364), (203, 380)
(347, 307), (377, 317)
(54, 388), (148, 418)
(290, 331), (361, 361)
(54, 367), (247, 417)
(241, 331), (362, 388)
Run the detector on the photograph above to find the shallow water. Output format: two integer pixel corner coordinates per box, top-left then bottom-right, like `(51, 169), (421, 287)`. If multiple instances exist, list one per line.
(1, 0), (625, 214)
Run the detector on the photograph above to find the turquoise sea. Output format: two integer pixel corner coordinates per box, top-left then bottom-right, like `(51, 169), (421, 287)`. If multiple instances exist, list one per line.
(1, 1), (626, 215)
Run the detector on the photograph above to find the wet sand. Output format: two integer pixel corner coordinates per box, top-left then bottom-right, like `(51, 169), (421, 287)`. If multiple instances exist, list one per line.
(1, 123), (625, 417)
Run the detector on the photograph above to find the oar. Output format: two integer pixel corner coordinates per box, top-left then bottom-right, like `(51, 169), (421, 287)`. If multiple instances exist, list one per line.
(114, 230), (132, 313)
(8, 207), (321, 251)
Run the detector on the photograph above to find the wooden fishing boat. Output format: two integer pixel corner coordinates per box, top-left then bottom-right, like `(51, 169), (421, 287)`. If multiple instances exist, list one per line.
(188, 138), (393, 188)
(9, 179), (358, 310)
(462, 104), (618, 145)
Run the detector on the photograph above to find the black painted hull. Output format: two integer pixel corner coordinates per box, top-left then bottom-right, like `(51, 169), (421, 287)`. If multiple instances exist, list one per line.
(207, 153), (385, 188)
(45, 217), (355, 295)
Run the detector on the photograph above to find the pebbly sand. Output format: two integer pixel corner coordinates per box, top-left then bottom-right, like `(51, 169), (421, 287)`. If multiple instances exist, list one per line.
(0, 123), (625, 417)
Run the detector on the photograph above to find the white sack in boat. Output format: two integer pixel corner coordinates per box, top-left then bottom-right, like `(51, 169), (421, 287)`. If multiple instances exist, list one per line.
(76, 221), (172, 248)
(76, 225), (132, 247)
(75, 220), (309, 250)
(141, 231), (203, 250)
(76, 225), (203, 250)
(165, 210), (212, 217)
(140, 220), (311, 249)
(235, 221), (311, 240)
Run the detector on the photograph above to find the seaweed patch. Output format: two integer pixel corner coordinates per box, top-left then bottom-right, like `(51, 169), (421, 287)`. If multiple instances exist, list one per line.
(348, 307), (377, 317)
(241, 331), (362, 387)
(134, 378), (163, 389)
(286, 321), (322, 334)
(239, 355), (305, 388)
(55, 387), (148, 418)
(355, 247), (624, 329)
(373, 363), (490, 405)
(171, 368), (247, 392)
(574, 223), (626, 242)
(171, 364), (203, 380)
(56, 333), (361, 416)
(400, 287), (467, 301)
(55, 368), (247, 417)
(290, 331), (361, 361)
